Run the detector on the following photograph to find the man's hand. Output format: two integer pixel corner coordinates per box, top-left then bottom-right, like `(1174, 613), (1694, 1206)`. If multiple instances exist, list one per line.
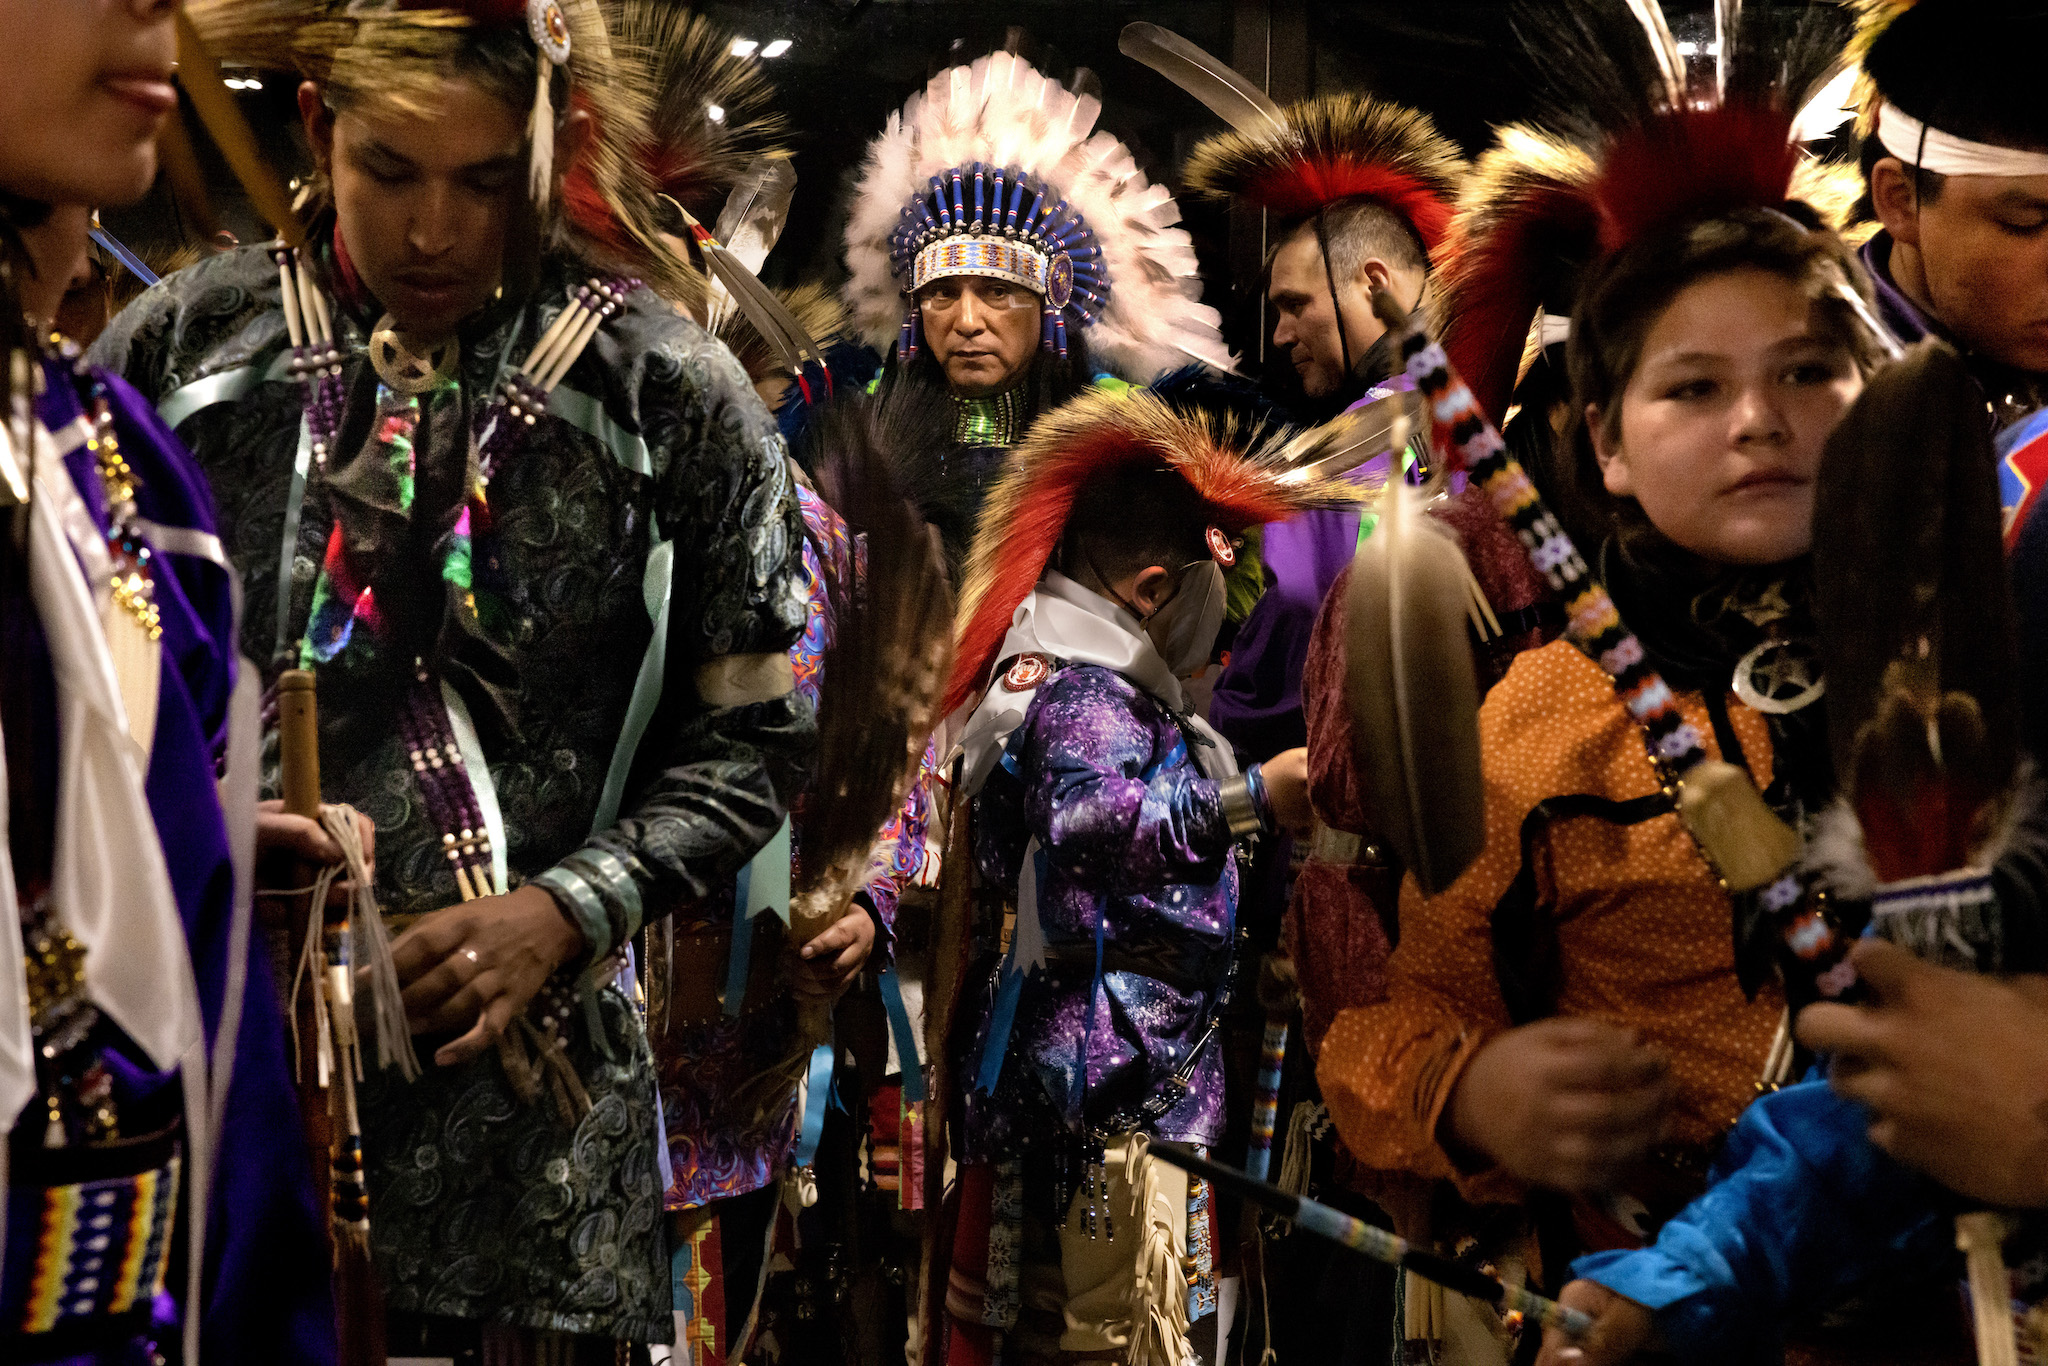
(1533, 1280), (1655, 1366)
(255, 799), (374, 909)
(1797, 938), (2048, 1208)
(793, 910), (875, 1001)
(1446, 1017), (1672, 1192)
(391, 885), (586, 1068)
(1260, 747), (1313, 833)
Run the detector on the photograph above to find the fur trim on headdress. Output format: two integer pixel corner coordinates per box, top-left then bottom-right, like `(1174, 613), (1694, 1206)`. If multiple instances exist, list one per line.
(1181, 94), (1467, 255)
(842, 51), (1232, 383)
(1437, 126), (1600, 424)
(944, 388), (1366, 713)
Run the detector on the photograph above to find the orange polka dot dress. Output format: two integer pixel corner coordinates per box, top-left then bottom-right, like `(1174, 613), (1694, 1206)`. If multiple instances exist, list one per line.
(1315, 637), (1785, 1207)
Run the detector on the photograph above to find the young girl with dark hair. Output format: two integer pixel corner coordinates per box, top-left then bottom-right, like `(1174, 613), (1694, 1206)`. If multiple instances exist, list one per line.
(1305, 3), (1984, 1359)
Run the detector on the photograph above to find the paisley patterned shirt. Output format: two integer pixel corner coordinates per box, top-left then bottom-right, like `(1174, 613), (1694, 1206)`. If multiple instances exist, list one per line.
(90, 239), (811, 1342)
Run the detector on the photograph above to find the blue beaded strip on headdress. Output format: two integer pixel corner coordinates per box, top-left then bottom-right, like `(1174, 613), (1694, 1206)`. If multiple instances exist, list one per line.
(888, 162), (1108, 363)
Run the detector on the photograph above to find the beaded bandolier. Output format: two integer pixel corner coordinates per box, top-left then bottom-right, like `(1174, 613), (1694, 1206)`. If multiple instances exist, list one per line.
(270, 243), (643, 1111)
(130, 0), (815, 1350)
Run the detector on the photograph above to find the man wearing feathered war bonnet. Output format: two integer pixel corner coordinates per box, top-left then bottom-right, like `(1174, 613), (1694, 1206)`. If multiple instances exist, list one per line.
(840, 50), (1232, 564)
(90, 0), (812, 1356)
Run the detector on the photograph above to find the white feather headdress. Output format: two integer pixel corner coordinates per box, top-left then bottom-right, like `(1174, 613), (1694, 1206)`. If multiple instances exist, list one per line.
(842, 51), (1233, 384)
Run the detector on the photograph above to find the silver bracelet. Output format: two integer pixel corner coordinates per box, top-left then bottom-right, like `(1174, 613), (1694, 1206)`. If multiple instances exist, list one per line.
(1219, 774), (1264, 838)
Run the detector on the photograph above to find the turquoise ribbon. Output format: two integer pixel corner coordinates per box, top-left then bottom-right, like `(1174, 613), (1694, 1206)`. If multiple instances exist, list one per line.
(794, 1041), (835, 1167)
(975, 964), (1024, 1095)
(975, 841), (1048, 1095)
(723, 818), (791, 1018)
(671, 1241), (691, 1313)
(878, 968), (925, 1102)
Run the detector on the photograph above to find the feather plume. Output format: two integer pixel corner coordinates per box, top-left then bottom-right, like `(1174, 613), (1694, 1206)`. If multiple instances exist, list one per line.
(790, 402), (957, 1043)
(612, 2), (789, 223)
(842, 50), (1231, 381)
(703, 157), (798, 333)
(1116, 23), (1286, 137)
(1813, 340), (2019, 882)
(1180, 93), (1466, 252)
(1714, 0), (1740, 96)
(1343, 465), (1485, 895)
(713, 283), (849, 388)
(1620, 0), (1686, 104)
(944, 389), (1366, 714)
(712, 158), (798, 276)
(676, 205), (822, 375)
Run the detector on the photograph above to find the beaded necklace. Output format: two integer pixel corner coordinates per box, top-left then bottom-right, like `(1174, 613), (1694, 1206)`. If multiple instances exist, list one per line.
(15, 339), (171, 1149)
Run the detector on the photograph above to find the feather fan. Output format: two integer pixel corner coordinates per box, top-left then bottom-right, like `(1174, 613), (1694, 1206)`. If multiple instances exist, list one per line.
(944, 388), (1367, 715)
(1343, 443), (1485, 896)
(789, 403), (957, 1047)
(1812, 340), (2020, 883)
(1809, 331), (2023, 1366)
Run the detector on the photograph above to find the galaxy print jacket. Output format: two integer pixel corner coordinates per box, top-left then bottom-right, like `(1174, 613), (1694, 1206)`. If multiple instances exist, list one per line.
(90, 238), (810, 1342)
(963, 662), (1241, 1157)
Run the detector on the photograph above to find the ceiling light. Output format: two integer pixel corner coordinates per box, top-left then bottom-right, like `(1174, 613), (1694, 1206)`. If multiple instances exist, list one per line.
(730, 38), (758, 58)
(1675, 40), (1698, 56)
(707, 104), (726, 123)
(760, 39), (791, 58)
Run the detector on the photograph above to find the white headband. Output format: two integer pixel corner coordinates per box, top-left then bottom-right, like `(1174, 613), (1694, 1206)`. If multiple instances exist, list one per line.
(1876, 100), (2048, 179)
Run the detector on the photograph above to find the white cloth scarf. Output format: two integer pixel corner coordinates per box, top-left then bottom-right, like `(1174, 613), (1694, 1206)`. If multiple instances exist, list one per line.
(1877, 100), (2048, 180)
(953, 569), (1239, 795)
(0, 420), (204, 1141)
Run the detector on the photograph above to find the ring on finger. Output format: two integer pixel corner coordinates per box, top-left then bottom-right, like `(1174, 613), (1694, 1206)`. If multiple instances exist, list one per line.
(464, 948), (480, 963)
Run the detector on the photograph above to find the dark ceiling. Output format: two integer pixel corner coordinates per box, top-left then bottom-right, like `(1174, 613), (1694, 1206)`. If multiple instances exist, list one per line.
(102, 0), (1832, 363)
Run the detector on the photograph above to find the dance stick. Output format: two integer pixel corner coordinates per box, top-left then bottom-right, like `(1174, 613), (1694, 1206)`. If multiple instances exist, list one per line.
(1149, 1142), (1593, 1338)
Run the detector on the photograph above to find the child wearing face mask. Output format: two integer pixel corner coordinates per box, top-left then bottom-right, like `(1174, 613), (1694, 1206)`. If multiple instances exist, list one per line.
(933, 386), (1362, 1366)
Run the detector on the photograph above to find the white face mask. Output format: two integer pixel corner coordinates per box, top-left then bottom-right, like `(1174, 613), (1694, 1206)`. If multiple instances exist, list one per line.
(1144, 560), (1227, 679)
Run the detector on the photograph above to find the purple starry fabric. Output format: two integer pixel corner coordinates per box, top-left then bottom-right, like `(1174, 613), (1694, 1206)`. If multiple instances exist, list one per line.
(962, 663), (1241, 1156)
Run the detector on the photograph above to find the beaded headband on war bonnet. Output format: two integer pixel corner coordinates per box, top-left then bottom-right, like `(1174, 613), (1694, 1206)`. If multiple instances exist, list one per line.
(889, 163), (1106, 361)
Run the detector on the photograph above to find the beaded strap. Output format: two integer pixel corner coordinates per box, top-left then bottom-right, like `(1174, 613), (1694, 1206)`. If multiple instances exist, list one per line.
(273, 245), (346, 472)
